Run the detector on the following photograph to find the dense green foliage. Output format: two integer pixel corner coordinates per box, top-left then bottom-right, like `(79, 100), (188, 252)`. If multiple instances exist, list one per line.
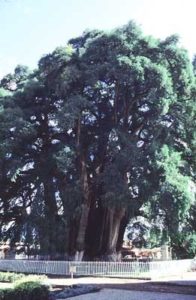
(0, 22), (195, 259)
(0, 273), (49, 300)
(0, 272), (46, 283)
(0, 272), (24, 283)
(0, 281), (49, 300)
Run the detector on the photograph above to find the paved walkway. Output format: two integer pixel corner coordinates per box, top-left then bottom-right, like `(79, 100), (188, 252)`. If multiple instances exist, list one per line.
(63, 288), (196, 300)
(47, 272), (196, 287)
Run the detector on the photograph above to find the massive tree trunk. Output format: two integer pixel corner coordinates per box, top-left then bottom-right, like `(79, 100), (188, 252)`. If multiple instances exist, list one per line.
(85, 200), (105, 259)
(97, 206), (126, 260)
(116, 215), (129, 252)
(75, 203), (90, 260)
(107, 207), (126, 258)
(68, 219), (78, 258)
(75, 155), (91, 260)
(43, 177), (58, 258)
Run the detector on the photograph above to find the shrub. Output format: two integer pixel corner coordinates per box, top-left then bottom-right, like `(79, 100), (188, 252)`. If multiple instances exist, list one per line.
(0, 289), (5, 300)
(14, 281), (49, 300)
(0, 271), (47, 284)
(1, 289), (15, 300)
(0, 272), (24, 283)
(14, 274), (47, 286)
(0, 281), (49, 300)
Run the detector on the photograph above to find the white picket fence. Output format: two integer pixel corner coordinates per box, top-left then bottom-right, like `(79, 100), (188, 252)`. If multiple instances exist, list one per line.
(0, 259), (193, 279)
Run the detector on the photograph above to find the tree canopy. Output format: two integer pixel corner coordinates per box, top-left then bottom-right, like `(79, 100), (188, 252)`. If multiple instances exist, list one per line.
(0, 22), (195, 260)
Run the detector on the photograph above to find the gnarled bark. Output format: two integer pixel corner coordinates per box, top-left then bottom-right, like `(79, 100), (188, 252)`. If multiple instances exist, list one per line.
(107, 207), (126, 255)
(43, 177), (58, 257)
(75, 154), (91, 260)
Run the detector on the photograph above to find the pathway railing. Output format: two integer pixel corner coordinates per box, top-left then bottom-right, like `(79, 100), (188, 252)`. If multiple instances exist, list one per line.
(0, 259), (193, 279)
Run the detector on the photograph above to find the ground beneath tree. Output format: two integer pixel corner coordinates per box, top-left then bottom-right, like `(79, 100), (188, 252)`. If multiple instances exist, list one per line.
(63, 288), (196, 300)
(97, 281), (196, 295)
(48, 272), (196, 296)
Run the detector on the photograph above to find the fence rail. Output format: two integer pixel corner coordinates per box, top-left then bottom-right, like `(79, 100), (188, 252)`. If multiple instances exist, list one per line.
(0, 259), (193, 279)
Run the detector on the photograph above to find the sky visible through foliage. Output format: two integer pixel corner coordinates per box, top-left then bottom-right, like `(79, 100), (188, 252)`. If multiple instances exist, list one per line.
(0, 0), (196, 78)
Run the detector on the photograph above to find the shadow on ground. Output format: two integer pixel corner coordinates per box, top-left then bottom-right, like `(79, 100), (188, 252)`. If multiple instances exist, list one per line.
(50, 277), (196, 296)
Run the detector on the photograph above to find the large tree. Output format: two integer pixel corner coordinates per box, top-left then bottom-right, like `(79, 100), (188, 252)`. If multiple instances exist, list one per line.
(0, 22), (195, 260)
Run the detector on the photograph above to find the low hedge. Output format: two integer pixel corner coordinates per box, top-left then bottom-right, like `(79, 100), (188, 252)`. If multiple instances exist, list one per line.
(0, 272), (46, 283)
(0, 288), (14, 300)
(0, 272), (24, 283)
(0, 281), (49, 300)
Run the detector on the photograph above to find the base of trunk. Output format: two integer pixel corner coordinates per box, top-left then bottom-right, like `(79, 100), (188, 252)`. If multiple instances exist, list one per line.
(101, 251), (122, 261)
(74, 250), (84, 261)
